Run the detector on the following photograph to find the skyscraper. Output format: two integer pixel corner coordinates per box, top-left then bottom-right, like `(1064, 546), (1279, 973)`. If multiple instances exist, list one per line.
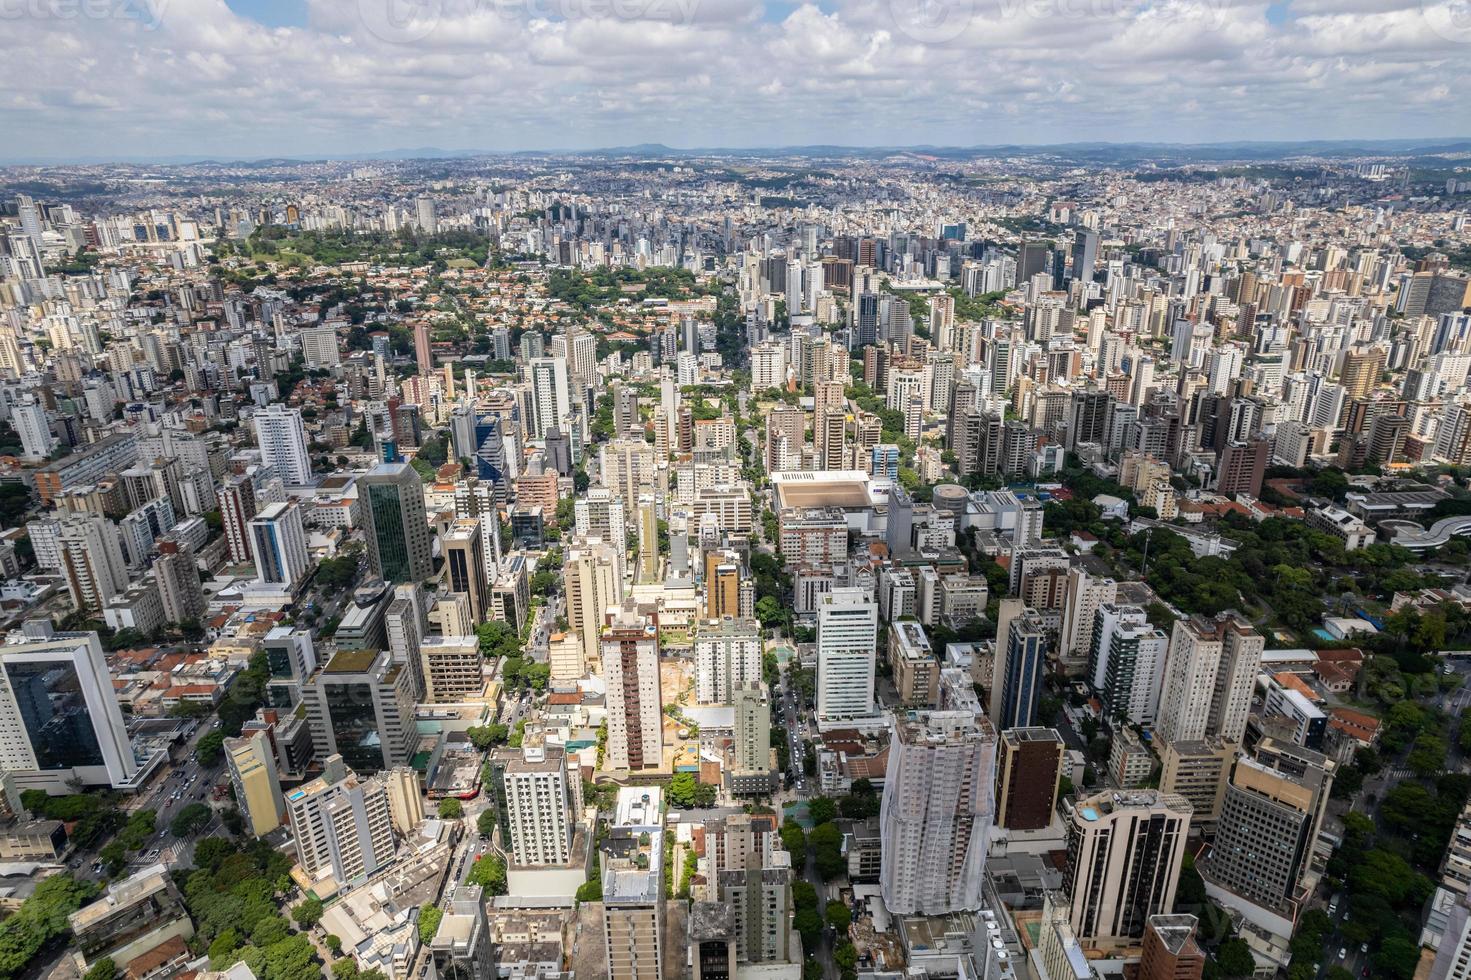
(996, 727), (1065, 831)
(285, 755), (396, 884)
(1088, 603), (1169, 726)
(602, 610), (662, 771)
(252, 405), (313, 487)
(565, 540), (624, 666)
(1200, 739), (1336, 917)
(879, 671), (996, 914)
(1155, 614), (1264, 746)
(528, 356), (571, 439)
(0, 623), (139, 791)
(426, 885), (495, 980)
(1139, 915), (1205, 980)
(816, 588), (878, 723)
(360, 463), (434, 584)
(225, 729), (285, 837)
(154, 539), (206, 625)
(730, 681), (773, 795)
(1064, 790), (1192, 949)
(442, 518), (489, 623)
(12, 397), (53, 460)
(694, 617), (762, 705)
(56, 515), (129, 613)
(218, 474), (257, 565)
(248, 501), (309, 589)
(490, 744), (576, 866)
(992, 611), (1048, 730)
(1071, 228), (1099, 283)
(603, 788), (666, 980)
(303, 649), (419, 774)
(706, 813), (795, 965)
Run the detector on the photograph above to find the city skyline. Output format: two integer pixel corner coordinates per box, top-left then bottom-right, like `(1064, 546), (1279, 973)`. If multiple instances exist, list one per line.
(2, 0), (1470, 160)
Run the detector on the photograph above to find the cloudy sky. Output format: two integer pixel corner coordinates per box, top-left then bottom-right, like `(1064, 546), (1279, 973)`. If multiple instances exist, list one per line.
(2, 0), (1469, 161)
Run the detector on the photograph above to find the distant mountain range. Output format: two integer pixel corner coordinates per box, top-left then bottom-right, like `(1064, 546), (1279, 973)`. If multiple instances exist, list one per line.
(5, 138), (1471, 168)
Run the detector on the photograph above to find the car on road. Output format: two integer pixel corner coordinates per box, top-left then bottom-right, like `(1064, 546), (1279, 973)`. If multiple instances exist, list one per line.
(1338, 948), (1346, 959)
(1360, 943), (1369, 954)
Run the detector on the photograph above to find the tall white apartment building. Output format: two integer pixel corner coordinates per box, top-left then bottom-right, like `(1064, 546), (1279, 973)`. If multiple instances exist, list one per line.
(57, 516), (130, 613)
(248, 501), (310, 589)
(816, 588), (878, 723)
(528, 356), (571, 439)
(693, 617), (762, 704)
(12, 397), (53, 460)
(602, 610), (663, 771)
(1064, 790), (1192, 949)
(750, 342), (788, 392)
(1088, 603), (1169, 726)
(1155, 614), (1264, 745)
(575, 489), (628, 582)
(299, 325), (341, 368)
(879, 671), (996, 914)
(565, 540), (625, 667)
(496, 744), (576, 866)
(1058, 567), (1118, 671)
(253, 405), (313, 487)
(285, 755), (396, 884)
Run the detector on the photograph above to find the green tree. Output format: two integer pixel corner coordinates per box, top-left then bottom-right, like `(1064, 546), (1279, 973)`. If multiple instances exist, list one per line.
(807, 796), (837, 825)
(755, 595), (784, 627)
(170, 802), (213, 837)
(438, 799), (464, 819)
(291, 895), (323, 928)
(1215, 938), (1255, 978)
(83, 958), (117, 980)
(466, 724), (509, 750)
(1408, 735), (1448, 778)
(668, 772), (698, 808)
(779, 819), (805, 856)
(810, 822), (845, 880)
(418, 905), (444, 944)
(1373, 936), (1421, 980)
(826, 900), (852, 932)
(0, 875), (100, 978)
(196, 729), (227, 765)
(477, 810), (497, 838)
(793, 908), (822, 950)
(466, 853), (507, 896)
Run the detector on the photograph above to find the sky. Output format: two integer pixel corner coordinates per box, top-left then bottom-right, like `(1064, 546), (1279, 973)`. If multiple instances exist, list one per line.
(2, 0), (1470, 162)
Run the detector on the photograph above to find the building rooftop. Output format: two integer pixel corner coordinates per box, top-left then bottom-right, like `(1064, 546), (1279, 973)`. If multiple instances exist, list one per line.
(325, 647), (381, 674)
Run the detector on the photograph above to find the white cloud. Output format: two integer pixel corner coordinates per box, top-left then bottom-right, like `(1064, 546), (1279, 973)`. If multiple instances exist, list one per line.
(0, 0), (1466, 159)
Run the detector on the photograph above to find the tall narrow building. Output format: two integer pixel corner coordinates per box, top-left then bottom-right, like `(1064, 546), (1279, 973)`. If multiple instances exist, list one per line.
(565, 540), (624, 667)
(816, 588), (878, 724)
(253, 404), (313, 487)
(360, 463), (434, 584)
(442, 518), (489, 623)
(248, 501), (310, 589)
(489, 744), (576, 866)
(602, 610), (663, 771)
(879, 670), (997, 914)
(694, 617), (762, 704)
(1155, 614), (1264, 745)
(1063, 790), (1192, 949)
(225, 729), (285, 837)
